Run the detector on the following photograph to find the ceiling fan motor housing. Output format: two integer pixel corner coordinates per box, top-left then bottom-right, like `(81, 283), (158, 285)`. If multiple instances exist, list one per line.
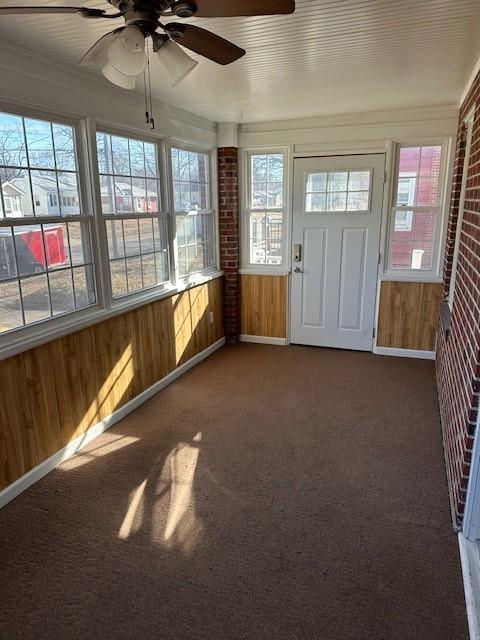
(171, 2), (197, 18)
(108, 0), (129, 11)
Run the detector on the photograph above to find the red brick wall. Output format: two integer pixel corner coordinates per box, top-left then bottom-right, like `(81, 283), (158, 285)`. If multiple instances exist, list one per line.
(437, 73), (480, 527)
(218, 147), (240, 343)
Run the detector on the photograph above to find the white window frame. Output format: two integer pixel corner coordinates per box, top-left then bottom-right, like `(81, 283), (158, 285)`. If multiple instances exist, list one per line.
(93, 125), (172, 302)
(384, 139), (452, 280)
(0, 104), (221, 361)
(448, 106), (475, 310)
(167, 139), (219, 287)
(240, 147), (290, 276)
(0, 106), (100, 344)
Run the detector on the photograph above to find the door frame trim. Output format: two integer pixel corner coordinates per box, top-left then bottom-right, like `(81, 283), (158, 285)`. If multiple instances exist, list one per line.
(288, 151), (388, 350)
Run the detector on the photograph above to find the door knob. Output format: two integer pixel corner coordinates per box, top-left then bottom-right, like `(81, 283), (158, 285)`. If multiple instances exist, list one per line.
(294, 266), (303, 273)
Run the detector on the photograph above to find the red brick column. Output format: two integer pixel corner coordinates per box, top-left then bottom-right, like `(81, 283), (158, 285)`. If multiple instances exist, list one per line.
(218, 147), (240, 343)
(436, 73), (480, 528)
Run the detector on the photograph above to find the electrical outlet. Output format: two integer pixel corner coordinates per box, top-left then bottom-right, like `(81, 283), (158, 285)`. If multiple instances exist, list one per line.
(208, 310), (214, 325)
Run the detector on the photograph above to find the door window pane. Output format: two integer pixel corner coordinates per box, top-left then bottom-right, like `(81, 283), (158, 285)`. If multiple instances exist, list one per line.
(305, 170), (371, 213)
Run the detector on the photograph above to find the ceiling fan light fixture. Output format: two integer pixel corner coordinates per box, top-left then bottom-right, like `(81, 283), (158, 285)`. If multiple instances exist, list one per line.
(156, 39), (198, 87)
(105, 25), (146, 76)
(101, 62), (136, 90)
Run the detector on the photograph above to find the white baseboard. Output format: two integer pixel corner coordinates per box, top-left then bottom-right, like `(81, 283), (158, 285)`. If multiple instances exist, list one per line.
(239, 334), (287, 346)
(459, 533), (480, 640)
(373, 346), (435, 360)
(0, 337), (226, 511)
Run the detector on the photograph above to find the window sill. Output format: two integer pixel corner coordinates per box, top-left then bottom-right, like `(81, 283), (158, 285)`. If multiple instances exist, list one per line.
(240, 268), (290, 277)
(0, 270), (224, 362)
(379, 273), (443, 284)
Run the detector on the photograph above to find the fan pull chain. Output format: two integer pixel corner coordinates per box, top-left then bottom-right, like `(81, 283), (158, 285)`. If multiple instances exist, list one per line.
(143, 67), (149, 126)
(145, 45), (155, 130)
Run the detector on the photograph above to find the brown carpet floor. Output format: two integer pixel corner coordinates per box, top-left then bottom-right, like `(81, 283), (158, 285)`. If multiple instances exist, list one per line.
(0, 344), (468, 640)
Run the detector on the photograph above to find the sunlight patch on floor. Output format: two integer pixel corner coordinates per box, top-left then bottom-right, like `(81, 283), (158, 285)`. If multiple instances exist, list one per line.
(164, 432), (202, 541)
(118, 479), (147, 540)
(62, 433), (140, 470)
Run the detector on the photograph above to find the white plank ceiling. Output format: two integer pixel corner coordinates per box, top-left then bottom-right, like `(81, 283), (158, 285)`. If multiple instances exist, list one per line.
(0, 0), (479, 123)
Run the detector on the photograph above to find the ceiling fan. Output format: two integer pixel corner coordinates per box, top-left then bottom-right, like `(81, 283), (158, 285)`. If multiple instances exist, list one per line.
(0, 1), (296, 89)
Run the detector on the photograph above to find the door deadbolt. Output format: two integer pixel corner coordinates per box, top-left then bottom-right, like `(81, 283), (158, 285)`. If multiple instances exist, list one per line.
(293, 244), (302, 262)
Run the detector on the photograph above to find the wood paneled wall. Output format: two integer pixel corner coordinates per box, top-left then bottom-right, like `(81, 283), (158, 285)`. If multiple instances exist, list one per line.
(376, 281), (442, 351)
(240, 275), (287, 338)
(0, 278), (223, 492)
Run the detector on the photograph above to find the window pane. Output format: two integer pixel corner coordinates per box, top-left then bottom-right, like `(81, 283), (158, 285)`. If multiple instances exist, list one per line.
(0, 279), (23, 333)
(154, 219), (169, 281)
(252, 183), (267, 208)
(397, 146), (442, 207)
(123, 219), (140, 257)
(307, 173), (327, 192)
(21, 273), (50, 324)
(347, 191), (369, 212)
(267, 154), (283, 182)
(1, 168), (34, 217)
(53, 124), (76, 171)
(114, 177), (133, 214)
(58, 172), (80, 215)
(129, 139), (145, 176)
(139, 218), (155, 253)
(25, 119), (54, 169)
(146, 179), (159, 212)
(267, 182), (283, 208)
(131, 177), (147, 213)
(73, 264), (95, 309)
(0, 112), (27, 168)
(126, 256), (143, 292)
(106, 220), (125, 259)
(49, 269), (75, 316)
(144, 143), (157, 179)
(348, 171), (370, 191)
(328, 172), (348, 192)
(111, 136), (130, 176)
(96, 132), (113, 174)
(31, 170), (59, 216)
(110, 259), (128, 297)
(100, 175), (115, 214)
(141, 253), (156, 289)
(249, 211), (283, 265)
(251, 153), (284, 211)
(44, 223), (70, 269)
(417, 146), (442, 206)
(67, 221), (90, 265)
(390, 209), (436, 270)
(306, 192), (326, 212)
(327, 192), (347, 211)
(0, 228), (17, 280)
(171, 148), (209, 217)
(14, 225), (46, 275)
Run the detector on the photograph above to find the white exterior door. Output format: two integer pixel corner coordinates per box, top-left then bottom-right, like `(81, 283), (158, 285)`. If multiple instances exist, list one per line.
(290, 154), (385, 350)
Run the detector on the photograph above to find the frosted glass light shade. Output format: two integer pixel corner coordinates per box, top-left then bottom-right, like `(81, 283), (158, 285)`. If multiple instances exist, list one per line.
(157, 39), (198, 87)
(102, 62), (136, 89)
(106, 25), (146, 76)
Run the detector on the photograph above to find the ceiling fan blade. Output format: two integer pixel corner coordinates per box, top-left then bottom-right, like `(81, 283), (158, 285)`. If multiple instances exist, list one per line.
(165, 24), (245, 65)
(0, 6), (84, 14)
(0, 6), (118, 17)
(79, 28), (125, 66)
(192, 0), (295, 18)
